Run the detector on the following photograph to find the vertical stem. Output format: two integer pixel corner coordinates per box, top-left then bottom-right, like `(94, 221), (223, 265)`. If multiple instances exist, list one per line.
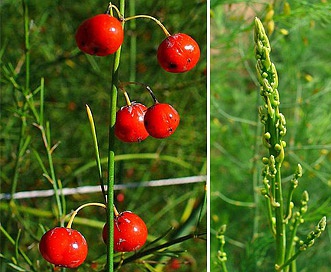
(106, 1), (125, 271)
(11, 118), (27, 198)
(106, 57), (117, 272)
(274, 165), (285, 267)
(45, 121), (63, 219)
(24, 0), (30, 92)
(39, 78), (44, 127)
(269, 115), (285, 268)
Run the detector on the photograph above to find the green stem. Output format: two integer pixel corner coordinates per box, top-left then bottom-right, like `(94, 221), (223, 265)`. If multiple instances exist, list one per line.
(23, 0), (30, 92)
(284, 218), (300, 272)
(106, 52), (117, 272)
(274, 164), (285, 267)
(124, 14), (170, 37)
(34, 122), (64, 220)
(106, 1), (125, 270)
(279, 216), (327, 271)
(11, 118), (28, 198)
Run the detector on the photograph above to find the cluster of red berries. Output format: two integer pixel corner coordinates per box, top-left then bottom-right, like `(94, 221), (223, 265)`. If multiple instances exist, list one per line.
(115, 86), (180, 142)
(39, 207), (147, 268)
(75, 12), (200, 73)
(39, 3), (200, 269)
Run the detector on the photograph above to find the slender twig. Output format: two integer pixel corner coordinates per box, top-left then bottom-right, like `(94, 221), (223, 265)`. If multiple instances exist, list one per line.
(66, 202), (106, 228)
(124, 14), (170, 37)
(276, 217), (327, 271)
(33, 122), (64, 220)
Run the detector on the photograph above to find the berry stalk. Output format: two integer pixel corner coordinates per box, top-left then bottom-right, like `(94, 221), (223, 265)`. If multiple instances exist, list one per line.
(124, 14), (171, 37)
(66, 202), (106, 229)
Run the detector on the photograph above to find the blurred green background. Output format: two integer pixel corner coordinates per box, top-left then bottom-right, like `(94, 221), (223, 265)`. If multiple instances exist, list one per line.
(211, 0), (331, 271)
(0, 0), (207, 271)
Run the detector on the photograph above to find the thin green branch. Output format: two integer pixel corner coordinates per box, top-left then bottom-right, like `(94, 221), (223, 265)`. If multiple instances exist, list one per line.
(211, 192), (255, 208)
(284, 164), (302, 222)
(276, 216), (327, 271)
(105, 0), (125, 270)
(33, 122), (64, 220)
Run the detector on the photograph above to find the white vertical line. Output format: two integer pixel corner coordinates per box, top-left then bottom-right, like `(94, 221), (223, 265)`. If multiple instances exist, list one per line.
(206, 0), (211, 270)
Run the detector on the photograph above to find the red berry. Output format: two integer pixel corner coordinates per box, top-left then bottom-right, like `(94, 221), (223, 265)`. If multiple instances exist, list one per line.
(169, 258), (181, 270)
(116, 192), (125, 203)
(103, 211), (148, 252)
(115, 102), (149, 142)
(39, 227), (88, 268)
(157, 33), (200, 73)
(144, 103), (180, 139)
(75, 14), (124, 56)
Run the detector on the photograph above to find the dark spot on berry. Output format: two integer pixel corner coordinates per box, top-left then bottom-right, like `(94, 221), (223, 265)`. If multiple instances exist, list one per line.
(92, 47), (99, 54)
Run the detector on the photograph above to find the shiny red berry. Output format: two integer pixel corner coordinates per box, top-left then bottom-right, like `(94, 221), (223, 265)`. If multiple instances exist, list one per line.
(144, 103), (180, 139)
(75, 14), (124, 56)
(103, 211), (148, 252)
(39, 227), (88, 268)
(115, 102), (149, 142)
(157, 33), (200, 73)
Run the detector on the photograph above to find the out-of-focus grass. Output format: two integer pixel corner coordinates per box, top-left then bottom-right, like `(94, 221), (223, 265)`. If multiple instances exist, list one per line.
(210, 1), (331, 271)
(0, 0), (207, 271)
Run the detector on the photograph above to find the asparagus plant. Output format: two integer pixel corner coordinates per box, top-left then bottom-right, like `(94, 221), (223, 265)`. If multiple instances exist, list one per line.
(254, 17), (326, 272)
